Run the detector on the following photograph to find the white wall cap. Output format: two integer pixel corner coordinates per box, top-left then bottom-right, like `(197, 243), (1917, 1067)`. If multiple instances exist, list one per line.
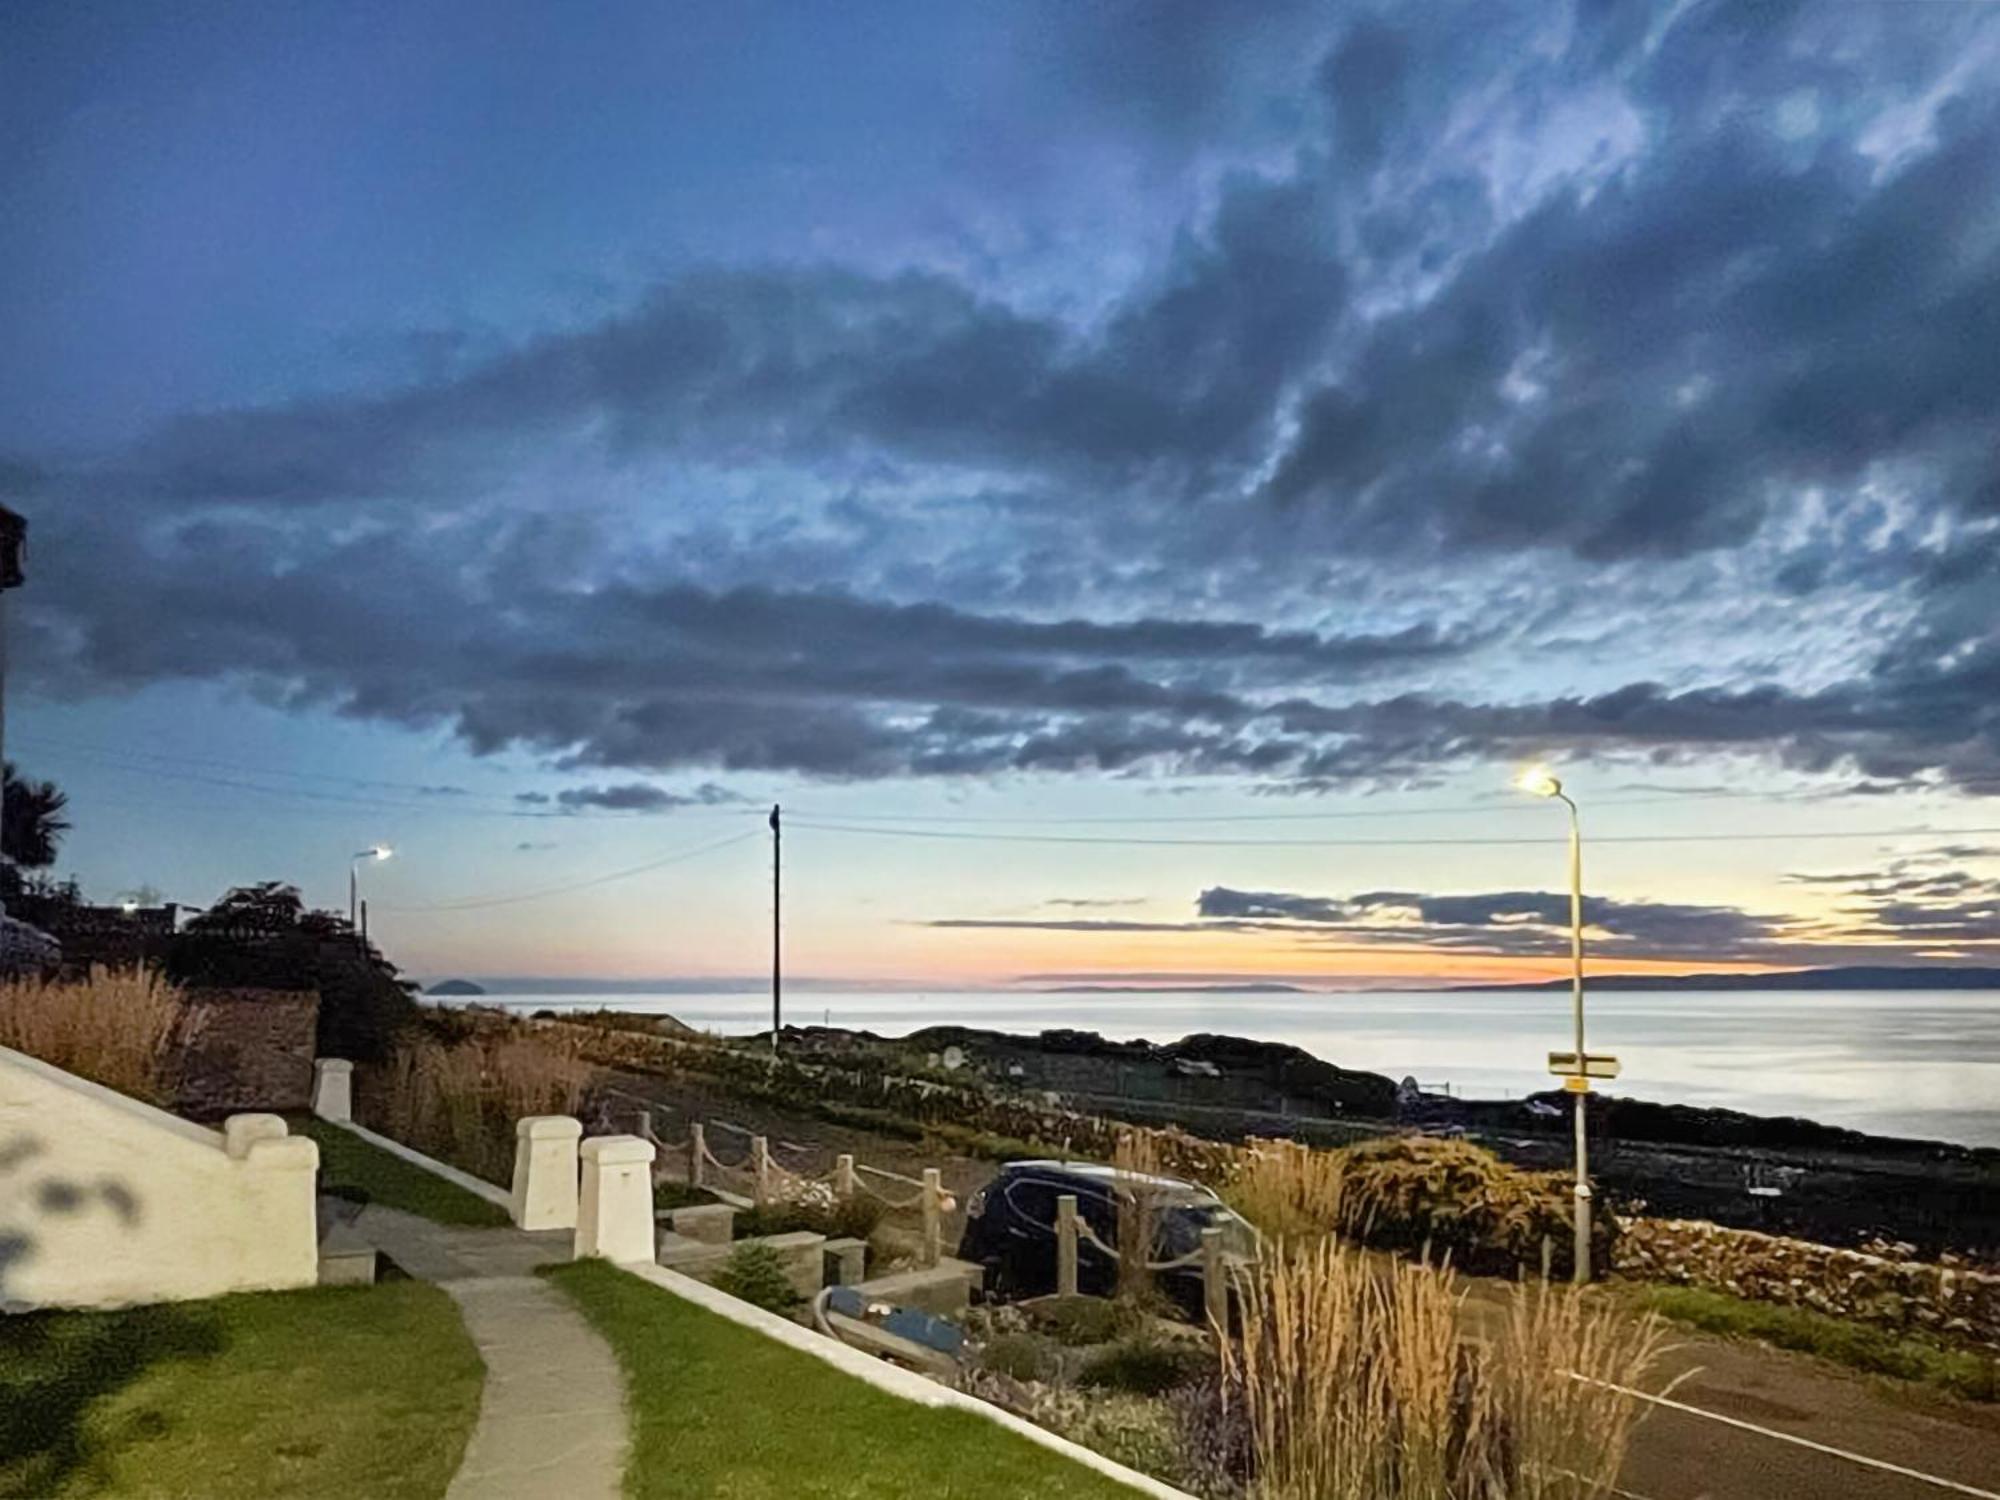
(222, 1113), (289, 1159)
(246, 1134), (319, 1171)
(579, 1134), (655, 1166)
(517, 1114), (584, 1140)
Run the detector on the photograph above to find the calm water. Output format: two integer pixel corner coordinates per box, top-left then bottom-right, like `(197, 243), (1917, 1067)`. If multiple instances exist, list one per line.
(472, 988), (2000, 1150)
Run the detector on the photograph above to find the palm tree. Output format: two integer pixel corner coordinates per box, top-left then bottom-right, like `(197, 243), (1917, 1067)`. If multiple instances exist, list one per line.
(3, 763), (71, 869)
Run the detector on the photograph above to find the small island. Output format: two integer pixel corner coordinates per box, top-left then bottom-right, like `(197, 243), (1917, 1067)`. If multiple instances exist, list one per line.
(425, 978), (488, 997)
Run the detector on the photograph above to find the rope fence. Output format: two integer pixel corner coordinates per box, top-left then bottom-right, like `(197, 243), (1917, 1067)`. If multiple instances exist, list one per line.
(591, 1082), (956, 1264)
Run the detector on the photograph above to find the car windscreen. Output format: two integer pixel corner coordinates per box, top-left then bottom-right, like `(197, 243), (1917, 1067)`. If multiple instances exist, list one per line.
(1154, 1201), (1259, 1259)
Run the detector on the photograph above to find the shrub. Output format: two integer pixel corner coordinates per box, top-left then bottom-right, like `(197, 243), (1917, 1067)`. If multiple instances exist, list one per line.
(1077, 1337), (1212, 1397)
(711, 1243), (802, 1313)
(978, 1331), (1058, 1382)
(734, 1190), (886, 1242)
(0, 966), (186, 1104)
(1027, 1295), (1148, 1347)
(1338, 1135), (1612, 1277)
(1035, 1390), (1186, 1483)
(1224, 1239), (1667, 1499)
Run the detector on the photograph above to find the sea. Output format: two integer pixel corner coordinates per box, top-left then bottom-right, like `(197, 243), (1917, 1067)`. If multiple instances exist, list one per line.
(465, 988), (2000, 1151)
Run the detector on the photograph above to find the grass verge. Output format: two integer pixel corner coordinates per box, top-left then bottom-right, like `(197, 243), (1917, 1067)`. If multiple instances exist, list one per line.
(293, 1115), (512, 1227)
(546, 1260), (1142, 1498)
(1630, 1284), (1998, 1402)
(0, 1281), (482, 1499)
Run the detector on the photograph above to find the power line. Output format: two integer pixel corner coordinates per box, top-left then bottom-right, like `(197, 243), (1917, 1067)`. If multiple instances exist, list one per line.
(374, 829), (762, 913)
(786, 819), (2000, 850)
(19, 740), (765, 822)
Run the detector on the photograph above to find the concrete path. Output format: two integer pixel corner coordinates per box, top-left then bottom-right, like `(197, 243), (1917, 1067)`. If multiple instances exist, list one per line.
(343, 1203), (629, 1500)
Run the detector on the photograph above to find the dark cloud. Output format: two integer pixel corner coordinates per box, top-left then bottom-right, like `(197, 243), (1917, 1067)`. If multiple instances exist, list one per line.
(1197, 885), (1796, 958)
(551, 782), (745, 813)
(16, 2), (2000, 802)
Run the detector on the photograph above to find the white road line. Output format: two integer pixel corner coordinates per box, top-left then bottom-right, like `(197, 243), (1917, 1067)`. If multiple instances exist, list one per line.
(1569, 1374), (2000, 1500)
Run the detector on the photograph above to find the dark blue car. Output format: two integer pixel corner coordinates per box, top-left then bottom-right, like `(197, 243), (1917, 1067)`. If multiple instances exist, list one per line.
(957, 1159), (1256, 1320)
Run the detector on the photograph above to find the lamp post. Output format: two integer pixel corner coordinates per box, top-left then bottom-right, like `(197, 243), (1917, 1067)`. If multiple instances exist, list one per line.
(349, 846), (392, 934)
(1518, 767), (1593, 1283)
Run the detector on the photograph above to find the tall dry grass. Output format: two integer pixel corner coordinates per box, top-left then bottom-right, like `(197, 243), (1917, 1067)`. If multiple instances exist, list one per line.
(1224, 1139), (1352, 1244)
(0, 965), (188, 1105)
(1113, 1128), (1171, 1301)
(359, 1030), (590, 1185)
(1224, 1239), (1666, 1499)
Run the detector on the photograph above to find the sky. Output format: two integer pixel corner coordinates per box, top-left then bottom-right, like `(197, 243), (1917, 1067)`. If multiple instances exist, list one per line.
(4, 0), (2000, 989)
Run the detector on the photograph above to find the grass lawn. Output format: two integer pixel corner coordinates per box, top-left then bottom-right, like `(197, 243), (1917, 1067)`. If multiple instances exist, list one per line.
(1631, 1284), (1998, 1402)
(548, 1261), (1145, 1499)
(292, 1115), (512, 1227)
(0, 1281), (483, 1499)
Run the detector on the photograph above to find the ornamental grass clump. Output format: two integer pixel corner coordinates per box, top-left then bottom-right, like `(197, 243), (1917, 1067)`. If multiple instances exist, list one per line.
(0, 965), (188, 1105)
(1223, 1138), (1351, 1244)
(361, 1031), (589, 1184)
(1224, 1238), (1667, 1500)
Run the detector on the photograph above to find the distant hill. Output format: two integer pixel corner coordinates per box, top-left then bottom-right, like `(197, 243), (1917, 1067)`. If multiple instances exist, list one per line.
(1042, 982), (1307, 994)
(1450, 965), (2000, 993)
(426, 978), (488, 996)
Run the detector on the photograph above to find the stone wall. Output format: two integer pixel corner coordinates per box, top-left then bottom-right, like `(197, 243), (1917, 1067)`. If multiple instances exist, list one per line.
(1618, 1215), (2000, 1349)
(173, 988), (320, 1119)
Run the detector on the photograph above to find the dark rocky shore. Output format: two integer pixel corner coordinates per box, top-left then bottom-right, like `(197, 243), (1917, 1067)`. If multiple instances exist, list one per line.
(778, 1021), (2000, 1260)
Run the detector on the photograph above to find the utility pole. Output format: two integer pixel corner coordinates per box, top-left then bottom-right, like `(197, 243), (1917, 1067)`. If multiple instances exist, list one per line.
(770, 803), (781, 1055)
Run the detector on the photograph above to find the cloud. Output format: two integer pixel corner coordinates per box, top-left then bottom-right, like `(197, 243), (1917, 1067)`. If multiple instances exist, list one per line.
(15, 2), (2000, 802)
(551, 782), (746, 813)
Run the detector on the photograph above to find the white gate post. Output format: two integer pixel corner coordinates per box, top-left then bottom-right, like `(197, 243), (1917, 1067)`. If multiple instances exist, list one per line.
(311, 1058), (353, 1123)
(576, 1135), (657, 1264)
(511, 1115), (582, 1231)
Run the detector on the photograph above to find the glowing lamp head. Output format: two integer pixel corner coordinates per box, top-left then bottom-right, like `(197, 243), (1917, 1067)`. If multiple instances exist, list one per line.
(372, 845), (394, 861)
(120, 899), (140, 915)
(1516, 766), (1563, 799)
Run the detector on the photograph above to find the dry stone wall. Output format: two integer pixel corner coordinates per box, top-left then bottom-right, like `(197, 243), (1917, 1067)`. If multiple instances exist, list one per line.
(1619, 1215), (2000, 1348)
(173, 988), (320, 1119)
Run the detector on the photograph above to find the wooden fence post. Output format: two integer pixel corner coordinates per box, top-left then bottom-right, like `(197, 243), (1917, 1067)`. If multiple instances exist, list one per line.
(835, 1153), (857, 1199)
(1201, 1226), (1226, 1341)
(921, 1168), (943, 1267)
(1056, 1194), (1079, 1298)
(753, 1136), (772, 1204)
(689, 1123), (706, 1188)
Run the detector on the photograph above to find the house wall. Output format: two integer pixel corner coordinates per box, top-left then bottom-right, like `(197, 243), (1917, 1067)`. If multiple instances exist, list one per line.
(0, 1044), (319, 1311)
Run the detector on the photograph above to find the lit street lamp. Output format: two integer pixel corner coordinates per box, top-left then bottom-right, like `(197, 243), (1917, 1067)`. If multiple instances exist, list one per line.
(349, 846), (392, 934)
(1517, 766), (1594, 1283)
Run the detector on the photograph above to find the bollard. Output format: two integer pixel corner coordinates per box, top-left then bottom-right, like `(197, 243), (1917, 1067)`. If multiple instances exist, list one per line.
(636, 1108), (652, 1142)
(753, 1136), (772, 1204)
(921, 1168), (943, 1267)
(511, 1115), (583, 1231)
(576, 1135), (658, 1264)
(1201, 1226), (1226, 1340)
(311, 1058), (353, 1123)
(1056, 1194), (1079, 1298)
(835, 1153), (857, 1199)
(689, 1123), (706, 1188)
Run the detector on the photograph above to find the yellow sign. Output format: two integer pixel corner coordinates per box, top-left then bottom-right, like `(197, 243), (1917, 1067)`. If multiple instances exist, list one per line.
(1561, 1076), (1592, 1093)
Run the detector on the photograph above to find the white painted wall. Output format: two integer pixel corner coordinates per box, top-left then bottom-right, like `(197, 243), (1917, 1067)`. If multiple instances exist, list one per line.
(0, 1045), (320, 1311)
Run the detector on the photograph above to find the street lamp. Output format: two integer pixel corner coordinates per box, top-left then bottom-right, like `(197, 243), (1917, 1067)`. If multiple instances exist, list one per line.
(349, 846), (392, 934)
(1518, 766), (1594, 1283)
